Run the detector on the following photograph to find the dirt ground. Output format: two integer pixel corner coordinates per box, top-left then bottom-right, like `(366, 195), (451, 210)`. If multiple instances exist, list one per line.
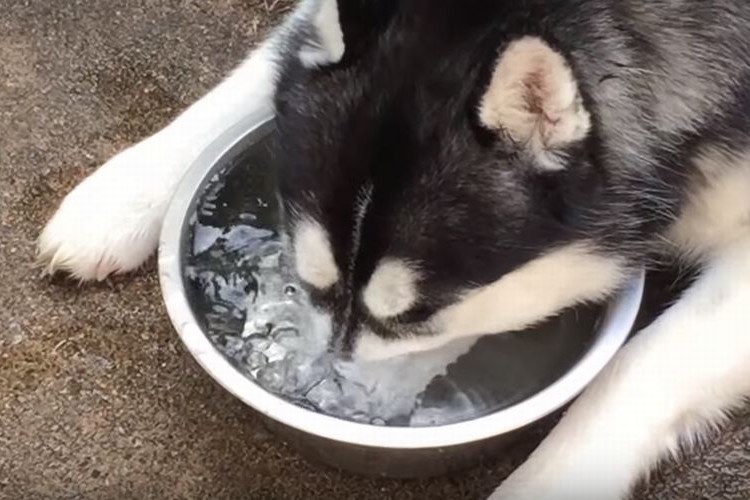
(1, 1), (749, 499)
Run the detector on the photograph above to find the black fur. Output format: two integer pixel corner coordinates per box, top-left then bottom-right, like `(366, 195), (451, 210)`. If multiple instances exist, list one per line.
(273, 0), (750, 344)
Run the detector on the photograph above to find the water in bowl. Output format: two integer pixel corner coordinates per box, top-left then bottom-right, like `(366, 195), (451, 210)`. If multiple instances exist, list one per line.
(182, 130), (600, 427)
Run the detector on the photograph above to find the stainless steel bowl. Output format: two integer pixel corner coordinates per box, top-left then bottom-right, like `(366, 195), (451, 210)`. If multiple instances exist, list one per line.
(158, 112), (645, 478)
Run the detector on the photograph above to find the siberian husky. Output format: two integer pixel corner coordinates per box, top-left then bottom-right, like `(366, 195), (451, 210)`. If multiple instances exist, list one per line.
(39, 1), (750, 498)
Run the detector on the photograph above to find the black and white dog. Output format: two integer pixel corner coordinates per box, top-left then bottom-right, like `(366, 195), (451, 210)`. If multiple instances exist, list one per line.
(39, 1), (750, 498)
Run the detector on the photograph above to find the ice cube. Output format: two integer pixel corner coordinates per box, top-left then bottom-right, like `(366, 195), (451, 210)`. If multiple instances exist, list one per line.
(409, 407), (442, 427)
(242, 319), (271, 338)
(274, 328), (302, 351)
(256, 241), (283, 267)
(245, 351), (268, 371)
(334, 378), (371, 416)
(350, 412), (370, 424)
(290, 357), (331, 393)
(193, 224), (224, 255)
(410, 379), (477, 426)
(217, 273), (251, 309)
(223, 225), (274, 252)
(220, 335), (246, 357)
(263, 342), (288, 363)
(257, 361), (288, 392)
(272, 327), (299, 340)
(257, 369), (283, 392)
(191, 189), (484, 426)
(248, 337), (272, 352)
(306, 378), (344, 414)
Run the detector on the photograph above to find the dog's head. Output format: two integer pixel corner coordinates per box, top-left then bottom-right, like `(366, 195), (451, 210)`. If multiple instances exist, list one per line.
(274, 0), (629, 360)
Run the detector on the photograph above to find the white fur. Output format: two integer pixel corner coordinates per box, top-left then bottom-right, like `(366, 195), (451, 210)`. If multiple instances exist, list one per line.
(437, 244), (624, 338)
(354, 328), (482, 362)
(293, 219), (340, 289)
(491, 150), (750, 500)
(479, 37), (591, 170)
(38, 5), (750, 499)
(38, 0), (336, 280)
(668, 147), (750, 259)
(38, 135), (187, 280)
(38, 41), (279, 280)
(491, 236), (750, 500)
(355, 243), (625, 360)
(363, 259), (421, 318)
(299, 0), (345, 67)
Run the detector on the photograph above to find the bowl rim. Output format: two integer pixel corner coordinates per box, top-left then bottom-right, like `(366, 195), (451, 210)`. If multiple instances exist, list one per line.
(158, 112), (645, 450)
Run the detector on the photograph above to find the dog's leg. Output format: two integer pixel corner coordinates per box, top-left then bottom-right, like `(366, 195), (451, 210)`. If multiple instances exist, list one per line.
(490, 237), (750, 500)
(38, 37), (283, 281)
(38, 0), (341, 281)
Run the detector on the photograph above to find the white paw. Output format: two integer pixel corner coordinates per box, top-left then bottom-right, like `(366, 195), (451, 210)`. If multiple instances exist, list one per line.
(488, 477), (553, 500)
(489, 476), (579, 500)
(488, 457), (628, 500)
(38, 136), (187, 280)
(488, 468), (551, 500)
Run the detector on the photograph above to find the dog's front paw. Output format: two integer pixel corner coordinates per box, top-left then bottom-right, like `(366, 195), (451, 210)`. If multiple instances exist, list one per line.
(488, 467), (557, 500)
(489, 473), (587, 500)
(38, 138), (186, 280)
(488, 451), (628, 500)
(489, 477), (558, 500)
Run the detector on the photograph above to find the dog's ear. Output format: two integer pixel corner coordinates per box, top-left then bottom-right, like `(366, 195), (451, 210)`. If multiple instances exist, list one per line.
(300, 0), (397, 67)
(479, 37), (591, 170)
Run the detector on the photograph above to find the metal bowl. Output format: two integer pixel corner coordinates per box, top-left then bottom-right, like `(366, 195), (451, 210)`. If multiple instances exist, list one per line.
(158, 112), (645, 478)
